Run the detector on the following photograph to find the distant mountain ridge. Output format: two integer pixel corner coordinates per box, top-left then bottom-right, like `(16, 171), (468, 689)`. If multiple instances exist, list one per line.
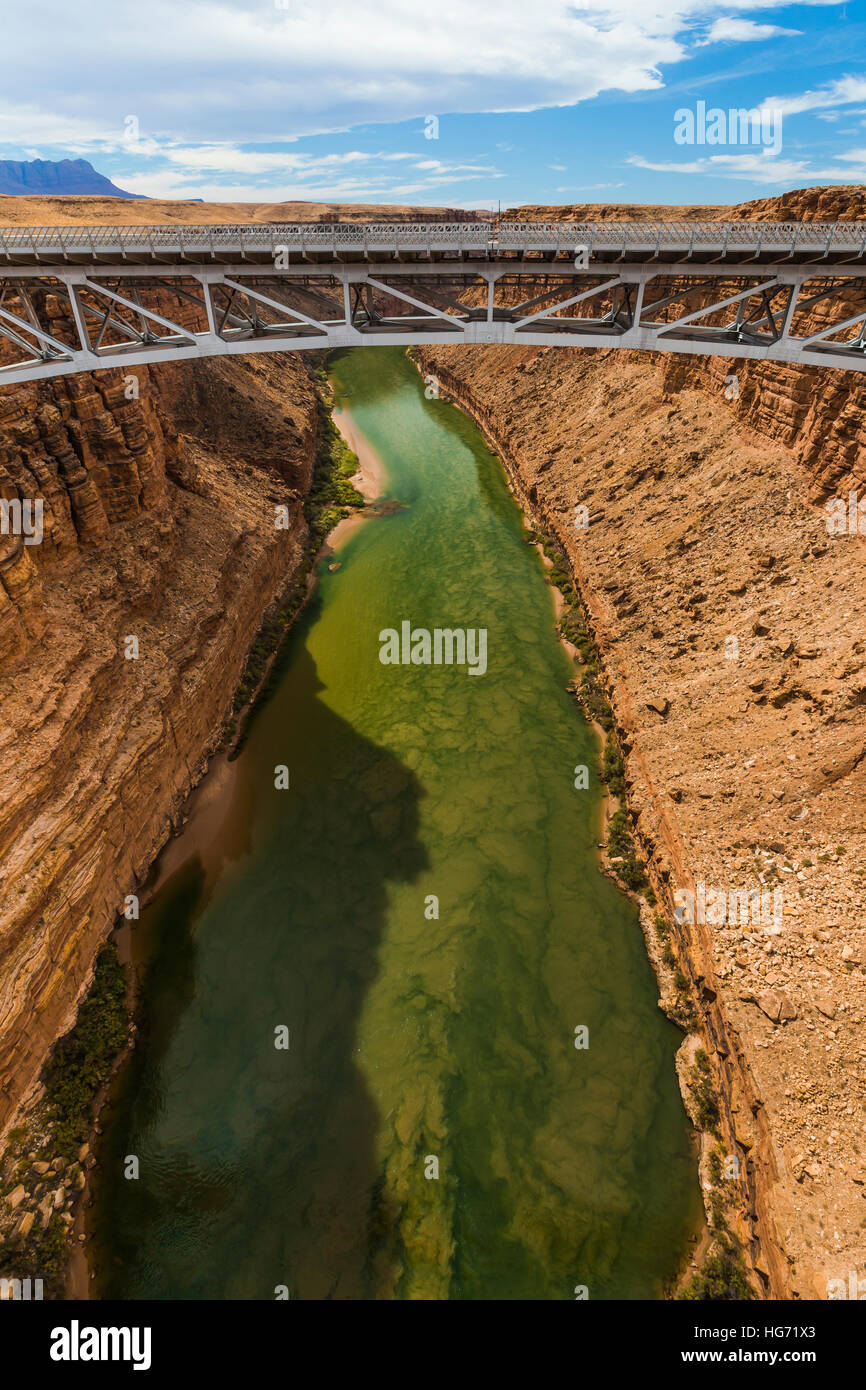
(0, 158), (143, 198)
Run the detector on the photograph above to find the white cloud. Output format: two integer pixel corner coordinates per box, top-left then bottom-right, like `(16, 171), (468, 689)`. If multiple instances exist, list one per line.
(762, 74), (866, 119)
(700, 18), (801, 43)
(0, 1), (672, 146)
(119, 158), (502, 203)
(0, 0), (854, 203)
(629, 151), (808, 182)
(412, 159), (497, 173)
(157, 146), (372, 174)
(0, 104), (117, 148)
(628, 147), (866, 184)
(0, 0), (842, 152)
(149, 145), (439, 176)
(626, 70), (866, 188)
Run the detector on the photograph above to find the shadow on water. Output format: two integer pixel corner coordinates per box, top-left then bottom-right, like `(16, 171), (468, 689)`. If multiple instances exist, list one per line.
(91, 345), (702, 1302)
(92, 636), (428, 1299)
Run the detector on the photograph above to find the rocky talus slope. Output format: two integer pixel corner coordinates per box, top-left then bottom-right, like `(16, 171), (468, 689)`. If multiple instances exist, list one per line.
(0, 350), (318, 1147)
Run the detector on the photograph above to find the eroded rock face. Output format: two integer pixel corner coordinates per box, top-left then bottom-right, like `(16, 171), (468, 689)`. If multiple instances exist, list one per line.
(661, 355), (866, 507)
(0, 351), (318, 1139)
(507, 184), (866, 504)
(0, 371), (171, 661)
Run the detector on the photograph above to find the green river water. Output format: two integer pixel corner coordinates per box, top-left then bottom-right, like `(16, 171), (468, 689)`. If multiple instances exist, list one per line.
(92, 346), (701, 1300)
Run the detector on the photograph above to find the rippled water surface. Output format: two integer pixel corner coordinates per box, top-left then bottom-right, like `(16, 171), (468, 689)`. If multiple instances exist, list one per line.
(92, 346), (700, 1299)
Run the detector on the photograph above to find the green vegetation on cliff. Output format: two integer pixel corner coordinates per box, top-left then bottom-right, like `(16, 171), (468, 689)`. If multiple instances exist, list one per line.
(0, 940), (128, 1297)
(42, 942), (128, 1159)
(678, 1241), (757, 1301)
(305, 370), (365, 548)
(533, 526), (652, 900)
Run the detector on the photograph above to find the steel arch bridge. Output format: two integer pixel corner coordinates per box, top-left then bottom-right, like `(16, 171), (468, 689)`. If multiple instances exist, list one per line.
(2, 219), (866, 385)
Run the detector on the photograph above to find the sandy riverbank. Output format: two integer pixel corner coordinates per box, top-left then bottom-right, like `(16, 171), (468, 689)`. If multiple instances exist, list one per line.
(326, 397), (388, 550)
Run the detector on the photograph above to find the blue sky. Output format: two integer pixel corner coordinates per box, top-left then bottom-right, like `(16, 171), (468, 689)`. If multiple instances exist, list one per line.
(3, 0), (866, 207)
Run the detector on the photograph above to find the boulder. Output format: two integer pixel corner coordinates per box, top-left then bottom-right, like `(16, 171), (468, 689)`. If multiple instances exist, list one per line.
(646, 695), (670, 717)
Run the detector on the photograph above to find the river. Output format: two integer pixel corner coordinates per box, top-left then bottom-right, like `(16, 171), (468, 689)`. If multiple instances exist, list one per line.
(90, 345), (701, 1300)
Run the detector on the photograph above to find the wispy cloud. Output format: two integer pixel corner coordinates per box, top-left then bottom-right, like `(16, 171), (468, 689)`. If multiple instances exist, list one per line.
(762, 74), (866, 119)
(698, 18), (801, 45)
(628, 70), (866, 187)
(629, 148), (866, 184)
(554, 182), (625, 192)
(117, 151), (503, 203)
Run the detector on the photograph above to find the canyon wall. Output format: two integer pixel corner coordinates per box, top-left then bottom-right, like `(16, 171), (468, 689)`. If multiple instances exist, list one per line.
(506, 185), (866, 502)
(0, 349), (318, 1140)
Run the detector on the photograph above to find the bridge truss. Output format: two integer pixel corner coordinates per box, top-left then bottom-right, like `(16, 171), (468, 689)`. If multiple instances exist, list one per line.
(1, 220), (866, 384)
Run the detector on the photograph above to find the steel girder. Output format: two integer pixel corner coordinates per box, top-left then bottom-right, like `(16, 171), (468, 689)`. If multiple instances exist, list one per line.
(0, 256), (865, 384)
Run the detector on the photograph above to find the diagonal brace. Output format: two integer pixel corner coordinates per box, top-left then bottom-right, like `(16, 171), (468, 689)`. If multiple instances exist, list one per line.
(514, 277), (624, 328)
(218, 277), (331, 334)
(656, 279), (782, 335)
(81, 279), (196, 343)
(0, 302), (73, 359)
(363, 276), (463, 326)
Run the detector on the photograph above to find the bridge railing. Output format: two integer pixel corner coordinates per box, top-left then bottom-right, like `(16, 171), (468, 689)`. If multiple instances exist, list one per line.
(2, 220), (866, 259)
(0, 221), (495, 255)
(496, 221), (866, 253)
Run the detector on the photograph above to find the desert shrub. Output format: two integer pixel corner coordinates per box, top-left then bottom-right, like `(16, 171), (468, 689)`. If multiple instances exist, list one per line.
(678, 1243), (756, 1301)
(41, 943), (127, 1158)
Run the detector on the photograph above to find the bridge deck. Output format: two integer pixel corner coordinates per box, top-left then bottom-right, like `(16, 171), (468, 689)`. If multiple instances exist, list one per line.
(1, 219), (866, 267)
